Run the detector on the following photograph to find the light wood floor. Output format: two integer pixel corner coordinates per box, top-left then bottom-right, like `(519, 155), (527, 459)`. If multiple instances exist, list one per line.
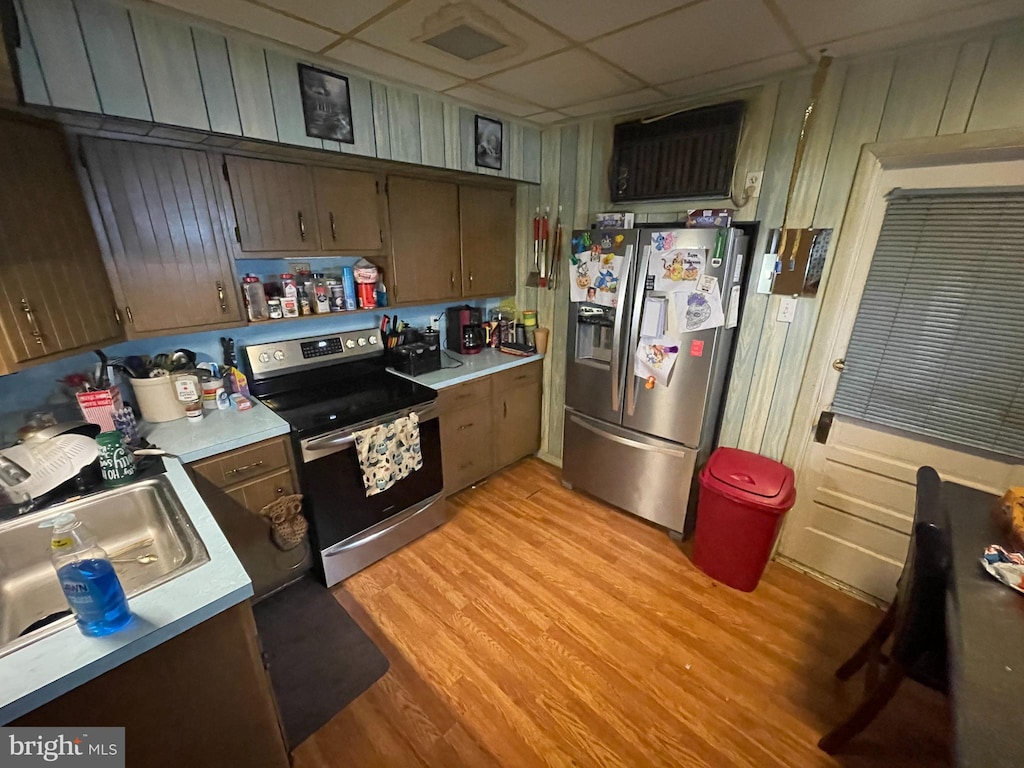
(293, 459), (950, 767)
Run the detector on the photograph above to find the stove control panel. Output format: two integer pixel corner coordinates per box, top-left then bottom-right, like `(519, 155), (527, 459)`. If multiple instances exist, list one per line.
(245, 328), (383, 379)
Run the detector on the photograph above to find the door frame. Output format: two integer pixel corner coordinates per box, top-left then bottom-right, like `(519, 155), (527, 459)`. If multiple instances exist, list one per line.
(779, 127), (1024, 486)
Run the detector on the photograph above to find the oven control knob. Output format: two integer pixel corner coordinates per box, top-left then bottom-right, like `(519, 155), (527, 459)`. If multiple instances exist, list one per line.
(273, 350), (285, 361)
(369, 335), (378, 345)
(357, 337), (367, 347)
(346, 339), (356, 349)
(258, 352), (271, 364)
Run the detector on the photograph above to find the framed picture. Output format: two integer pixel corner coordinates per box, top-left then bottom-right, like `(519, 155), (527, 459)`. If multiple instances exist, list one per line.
(474, 115), (502, 170)
(298, 64), (354, 144)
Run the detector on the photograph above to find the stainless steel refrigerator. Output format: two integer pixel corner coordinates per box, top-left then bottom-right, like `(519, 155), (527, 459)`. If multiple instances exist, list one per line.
(562, 226), (748, 535)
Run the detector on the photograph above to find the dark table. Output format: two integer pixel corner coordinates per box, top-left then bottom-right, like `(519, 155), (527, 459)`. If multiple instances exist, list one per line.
(942, 481), (1024, 767)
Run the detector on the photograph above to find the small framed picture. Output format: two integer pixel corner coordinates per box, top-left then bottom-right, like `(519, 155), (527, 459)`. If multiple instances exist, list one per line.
(298, 64), (354, 144)
(474, 115), (502, 170)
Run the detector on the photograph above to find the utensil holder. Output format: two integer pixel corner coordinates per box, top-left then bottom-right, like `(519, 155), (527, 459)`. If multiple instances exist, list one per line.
(129, 377), (185, 423)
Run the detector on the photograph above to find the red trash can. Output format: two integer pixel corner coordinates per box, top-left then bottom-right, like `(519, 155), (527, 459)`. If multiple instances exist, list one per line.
(693, 447), (796, 592)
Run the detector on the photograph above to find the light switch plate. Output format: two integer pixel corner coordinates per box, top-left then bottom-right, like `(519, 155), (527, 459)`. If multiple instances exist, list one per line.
(777, 296), (797, 323)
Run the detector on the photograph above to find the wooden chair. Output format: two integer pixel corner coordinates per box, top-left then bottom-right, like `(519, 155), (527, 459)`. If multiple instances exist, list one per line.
(818, 466), (950, 754)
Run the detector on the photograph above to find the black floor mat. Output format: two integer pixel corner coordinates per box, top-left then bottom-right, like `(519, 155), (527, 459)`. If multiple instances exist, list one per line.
(252, 576), (390, 749)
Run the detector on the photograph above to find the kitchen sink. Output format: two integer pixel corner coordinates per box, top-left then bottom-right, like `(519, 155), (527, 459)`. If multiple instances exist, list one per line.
(0, 475), (209, 658)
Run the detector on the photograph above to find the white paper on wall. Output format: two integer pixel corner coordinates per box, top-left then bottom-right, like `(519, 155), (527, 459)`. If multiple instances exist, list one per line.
(634, 336), (679, 386)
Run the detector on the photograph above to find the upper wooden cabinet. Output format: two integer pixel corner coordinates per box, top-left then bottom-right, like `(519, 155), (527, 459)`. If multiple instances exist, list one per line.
(224, 156), (318, 252)
(460, 185), (516, 298)
(80, 138), (243, 335)
(388, 176), (517, 305)
(387, 176), (462, 305)
(312, 167), (384, 253)
(0, 114), (121, 372)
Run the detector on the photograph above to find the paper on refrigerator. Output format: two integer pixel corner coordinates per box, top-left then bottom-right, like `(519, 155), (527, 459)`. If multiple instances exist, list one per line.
(650, 241), (707, 293)
(673, 275), (725, 332)
(569, 249), (624, 307)
(634, 336), (679, 387)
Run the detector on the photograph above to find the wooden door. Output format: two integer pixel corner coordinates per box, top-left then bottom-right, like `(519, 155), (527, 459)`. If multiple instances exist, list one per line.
(459, 184), (516, 298)
(779, 156), (1024, 601)
(495, 381), (541, 468)
(386, 176), (461, 304)
(0, 115), (121, 368)
(224, 156), (318, 252)
(312, 167), (383, 252)
(81, 138), (243, 334)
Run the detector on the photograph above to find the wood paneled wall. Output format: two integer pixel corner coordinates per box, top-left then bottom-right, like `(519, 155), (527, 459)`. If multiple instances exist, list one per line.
(10, 0), (541, 183)
(530, 22), (1024, 463)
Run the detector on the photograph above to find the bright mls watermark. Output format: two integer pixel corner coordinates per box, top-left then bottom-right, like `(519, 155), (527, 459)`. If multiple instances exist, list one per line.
(1, 728), (124, 766)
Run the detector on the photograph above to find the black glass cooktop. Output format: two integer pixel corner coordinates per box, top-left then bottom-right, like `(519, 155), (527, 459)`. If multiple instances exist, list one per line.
(258, 368), (437, 437)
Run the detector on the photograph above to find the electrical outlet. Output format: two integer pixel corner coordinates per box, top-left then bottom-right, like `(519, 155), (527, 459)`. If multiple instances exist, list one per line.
(744, 171), (763, 198)
(777, 296), (798, 323)
(288, 261), (311, 273)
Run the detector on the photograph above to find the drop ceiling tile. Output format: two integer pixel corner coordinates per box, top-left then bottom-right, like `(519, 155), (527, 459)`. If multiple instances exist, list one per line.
(356, 0), (567, 79)
(509, 0), (696, 42)
(589, 0), (794, 85)
(660, 51), (808, 97)
(813, 1), (1024, 57)
(326, 41), (464, 91)
(481, 49), (641, 110)
(443, 83), (543, 117)
(773, 0), (993, 47)
(259, 0), (397, 33)
(153, 0), (339, 51)
(561, 88), (665, 117)
(524, 111), (568, 124)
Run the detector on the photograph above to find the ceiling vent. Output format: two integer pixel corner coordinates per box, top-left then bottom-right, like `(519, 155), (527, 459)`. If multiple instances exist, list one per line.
(415, 3), (524, 64)
(423, 24), (505, 61)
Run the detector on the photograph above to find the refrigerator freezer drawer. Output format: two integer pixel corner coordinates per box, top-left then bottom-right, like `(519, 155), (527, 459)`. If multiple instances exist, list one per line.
(562, 409), (697, 534)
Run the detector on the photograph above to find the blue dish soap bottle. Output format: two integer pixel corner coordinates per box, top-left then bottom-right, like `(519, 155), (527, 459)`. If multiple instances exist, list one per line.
(47, 512), (132, 637)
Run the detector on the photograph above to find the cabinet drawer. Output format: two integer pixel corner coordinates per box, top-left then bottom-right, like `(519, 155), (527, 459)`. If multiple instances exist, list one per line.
(437, 376), (492, 414)
(492, 361), (542, 392)
(190, 437), (292, 489)
(441, 401), (494, 494)
(226, 468), (296, 515)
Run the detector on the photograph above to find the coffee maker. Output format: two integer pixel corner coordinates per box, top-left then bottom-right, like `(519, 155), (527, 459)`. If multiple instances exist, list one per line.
(445, 305), (484, 355)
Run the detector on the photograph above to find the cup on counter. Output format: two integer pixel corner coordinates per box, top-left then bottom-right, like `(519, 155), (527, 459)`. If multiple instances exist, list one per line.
(534, 327), (549, 354)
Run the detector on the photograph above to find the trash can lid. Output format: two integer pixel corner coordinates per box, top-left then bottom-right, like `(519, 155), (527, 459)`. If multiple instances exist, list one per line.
(706, 447), (795, 501)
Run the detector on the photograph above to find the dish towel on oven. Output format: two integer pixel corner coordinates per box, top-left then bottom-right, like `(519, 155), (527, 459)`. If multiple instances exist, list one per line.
(352, 413), (423, 496)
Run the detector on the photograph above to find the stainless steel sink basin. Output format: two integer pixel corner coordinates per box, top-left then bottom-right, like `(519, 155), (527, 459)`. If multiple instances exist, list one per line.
(0, 474), (209, 657)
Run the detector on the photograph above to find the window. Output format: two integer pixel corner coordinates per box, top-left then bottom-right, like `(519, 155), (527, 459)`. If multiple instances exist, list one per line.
(609, 101), (743, 203)
(833, 187), (1024, 457)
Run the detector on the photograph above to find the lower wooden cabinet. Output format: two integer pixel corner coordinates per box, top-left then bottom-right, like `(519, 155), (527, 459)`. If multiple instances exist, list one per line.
(438, 360), (542, 495)
(188, 435), (297, 512)
(13, 602), (290, 768)
(227, 468), (296, 512)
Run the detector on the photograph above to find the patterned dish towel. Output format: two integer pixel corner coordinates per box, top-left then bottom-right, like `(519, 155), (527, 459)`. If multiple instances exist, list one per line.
(353, 413), (423, 496)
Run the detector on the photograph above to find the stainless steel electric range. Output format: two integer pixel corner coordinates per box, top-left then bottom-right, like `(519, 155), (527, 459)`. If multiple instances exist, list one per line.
(245, 329), (447, 587)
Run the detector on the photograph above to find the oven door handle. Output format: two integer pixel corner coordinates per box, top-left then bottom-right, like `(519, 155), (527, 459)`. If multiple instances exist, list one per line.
(301, 401), (438, 455)
(304, 432), (357, 451)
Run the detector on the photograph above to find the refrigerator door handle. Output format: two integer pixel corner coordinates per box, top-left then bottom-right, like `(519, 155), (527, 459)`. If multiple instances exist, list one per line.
(625, 244), (653, 417)
(609, 244), (635, 412)
(568, 413), (691, 459)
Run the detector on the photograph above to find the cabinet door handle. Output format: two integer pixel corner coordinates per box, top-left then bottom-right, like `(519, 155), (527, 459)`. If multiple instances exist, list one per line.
(125, 306), (134, 325)
(503, 402), (507, 419)
(276, 487), (285, 494)
(226, 459), (264, 476)
(20, 299), (43, 345)
(113, 306), (122, 325)
(457, 422), (475, 431)
(298, 211), (306, 241)
(216, 281), (228, 313)
(469, 272), (474, 286)
(450, 271), (455, 287)
(329, 212), (337, 242)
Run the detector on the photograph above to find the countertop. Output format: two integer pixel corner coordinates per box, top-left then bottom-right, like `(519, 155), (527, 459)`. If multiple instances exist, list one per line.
(942, 481), (1024, 767)
(139, 398), (290, 463)
(0, 458), (252, 724)
(388, 349), (544, 389)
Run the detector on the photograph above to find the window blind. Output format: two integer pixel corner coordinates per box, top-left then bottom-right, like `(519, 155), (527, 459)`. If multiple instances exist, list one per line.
(832, 187), (1024, 458)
